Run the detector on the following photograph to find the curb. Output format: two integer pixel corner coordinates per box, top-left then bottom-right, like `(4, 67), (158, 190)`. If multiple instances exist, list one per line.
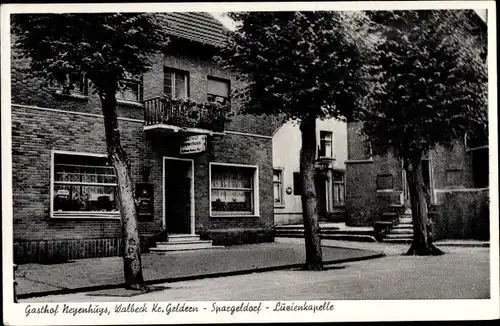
(435, 242), (489, 248)
(16, 251), (384, 300)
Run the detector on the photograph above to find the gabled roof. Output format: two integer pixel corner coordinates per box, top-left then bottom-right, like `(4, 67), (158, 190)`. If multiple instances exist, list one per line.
(160, 12), (229, 48)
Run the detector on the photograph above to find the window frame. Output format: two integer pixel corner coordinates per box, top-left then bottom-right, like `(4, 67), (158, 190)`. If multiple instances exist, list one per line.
(273, 168), (285, 208)
(116, 79), (142, 103)
(207, 76), (230, 105)
(319, 130), (334, 158)
(209, 162), (260, 217)
(164, 66), (190, 99)
(332, 170), (345, 207)
(50, 150), (120, 219)
(376, 173), (394, 192)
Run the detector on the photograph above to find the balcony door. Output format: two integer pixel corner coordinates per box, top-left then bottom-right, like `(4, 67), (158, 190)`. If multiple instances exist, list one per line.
(164, 158), (194, 234)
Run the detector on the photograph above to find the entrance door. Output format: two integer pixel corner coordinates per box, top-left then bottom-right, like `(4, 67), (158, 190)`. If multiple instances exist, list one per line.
(164, 159), (192, 234)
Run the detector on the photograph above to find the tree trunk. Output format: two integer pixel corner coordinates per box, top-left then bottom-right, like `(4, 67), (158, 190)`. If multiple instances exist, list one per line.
(99, 91), (146, 290)
(299, 115), (324, 270)
(404, 156), (443, 256)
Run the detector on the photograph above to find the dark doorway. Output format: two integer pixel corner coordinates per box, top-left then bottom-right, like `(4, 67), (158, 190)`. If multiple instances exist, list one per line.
(164, 159), (192, 234)
(315, 173), (327, 218)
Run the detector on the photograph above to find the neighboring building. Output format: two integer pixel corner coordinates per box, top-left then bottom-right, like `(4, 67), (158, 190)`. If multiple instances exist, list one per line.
(345, 11), (489, 241)
(11, 12), (274, 263)
(345, 122), (489, 240)
(273, 119), (348, 225)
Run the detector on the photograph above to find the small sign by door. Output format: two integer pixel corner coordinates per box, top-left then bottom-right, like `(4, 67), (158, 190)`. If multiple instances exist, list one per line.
(180, 135), (207, 155)
(136, 183), (154, 221)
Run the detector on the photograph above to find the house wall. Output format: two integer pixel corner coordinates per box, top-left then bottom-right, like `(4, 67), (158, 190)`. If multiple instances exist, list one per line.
(11, 39), (274, 263)
(345, 122), (490, 239)
(273, 118), (347, 225)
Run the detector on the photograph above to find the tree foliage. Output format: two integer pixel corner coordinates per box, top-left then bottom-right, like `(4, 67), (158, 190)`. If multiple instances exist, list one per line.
(362, 10), (488, 160)
(218, 11), (378, 121)
(12, 13), (169, 93)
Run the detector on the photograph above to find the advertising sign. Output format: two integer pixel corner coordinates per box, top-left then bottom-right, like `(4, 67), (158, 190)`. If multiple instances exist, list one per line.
(180, 135), (207, 154)
(135, 183), (154, 221)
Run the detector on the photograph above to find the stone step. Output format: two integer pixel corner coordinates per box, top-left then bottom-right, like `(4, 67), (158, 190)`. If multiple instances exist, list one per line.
(399, 217), (412, 224)
(159, 235), (204, 243)
(151, 241), (223, 252)
(385, 233), (414, 239)
(156, 239), (213, 246)
(390, 228), (413, 235)
(383, 238), (413, 244)
(394, 223), (413, 229)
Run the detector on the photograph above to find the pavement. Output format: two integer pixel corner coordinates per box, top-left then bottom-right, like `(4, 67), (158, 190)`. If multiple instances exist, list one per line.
(15, 241), (383, 299)
(21, 244), (491, 302)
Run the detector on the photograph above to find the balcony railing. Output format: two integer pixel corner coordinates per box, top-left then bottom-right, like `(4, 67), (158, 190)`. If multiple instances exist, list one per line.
(143, 96), (230, 133)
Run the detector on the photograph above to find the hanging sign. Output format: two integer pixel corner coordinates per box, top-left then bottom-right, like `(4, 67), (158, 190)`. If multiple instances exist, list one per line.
(135, 183), (154, 221)
(180, 135), (207, 155)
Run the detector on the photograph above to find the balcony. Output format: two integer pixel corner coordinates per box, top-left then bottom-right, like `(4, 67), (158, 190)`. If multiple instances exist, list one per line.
(143, 96), (230, 135)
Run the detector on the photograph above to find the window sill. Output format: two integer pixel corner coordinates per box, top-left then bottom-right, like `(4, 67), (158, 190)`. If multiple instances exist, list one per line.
(376, 189), (394, 193)
(51, 211), (120, 220)
(54, 90), (89, 101)
(317, 156), (336, 161)
(210, 213), (260, 218)
(345, 159), (374, 164)
(274, 204), (286, 209)
(117, 99), (144, 108)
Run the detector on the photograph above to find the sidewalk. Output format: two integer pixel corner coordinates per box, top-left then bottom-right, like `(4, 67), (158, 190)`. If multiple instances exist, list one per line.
(15, 242), (383, 298)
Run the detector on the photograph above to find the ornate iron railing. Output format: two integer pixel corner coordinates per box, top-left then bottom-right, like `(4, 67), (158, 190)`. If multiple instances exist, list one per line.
(143, 96), (230, 132)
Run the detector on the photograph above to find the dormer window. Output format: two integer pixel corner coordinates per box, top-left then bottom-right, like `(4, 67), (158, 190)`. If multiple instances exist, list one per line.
(164, 67), (189, 99)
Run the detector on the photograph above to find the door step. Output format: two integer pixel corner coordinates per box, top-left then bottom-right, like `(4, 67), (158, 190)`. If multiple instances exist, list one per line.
(150, 234), (224, 252)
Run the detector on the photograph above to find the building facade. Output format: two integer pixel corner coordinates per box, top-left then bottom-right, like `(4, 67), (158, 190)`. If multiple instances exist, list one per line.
(273, 119), (347, 225)
(11, 12), (274, 263)
(345, 11), (489, 240)
(345, 122), (489, 240)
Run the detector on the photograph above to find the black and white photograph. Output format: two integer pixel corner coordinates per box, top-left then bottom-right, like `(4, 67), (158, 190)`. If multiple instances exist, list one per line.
(1, 1), (498, 324)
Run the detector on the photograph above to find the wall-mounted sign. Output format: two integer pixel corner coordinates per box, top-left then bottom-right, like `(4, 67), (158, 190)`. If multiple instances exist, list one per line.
(286, 187), (293, 195)
(180, 135), (207, 155)
(135, 183), (154, 221)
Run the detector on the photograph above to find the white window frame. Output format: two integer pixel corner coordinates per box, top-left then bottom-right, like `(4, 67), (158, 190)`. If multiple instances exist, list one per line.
(164, 67), (189, 99)
(318, 130), (334, 159)
(50, 150), (120, 219)
(273, 167), (285, 208)
(209, 162), (260, 217)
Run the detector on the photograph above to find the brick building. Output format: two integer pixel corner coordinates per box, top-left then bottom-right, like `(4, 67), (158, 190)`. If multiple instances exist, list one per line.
(11, 12), (274, 263)
(345, 11), (489, 240)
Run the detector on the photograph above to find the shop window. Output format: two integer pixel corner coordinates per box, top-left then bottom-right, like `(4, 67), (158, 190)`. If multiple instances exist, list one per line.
(207, 76), (230, 105)
(319, 131), (333, 158)
(377, 174), (393, 190)
(210, 164), (258, 216)
(116, 80), (141, 102)
(293, 172), (302, 196)
(273, 169), (284, 206)
(333, 171), (345, 207)
(51, 152), (119, 218)
(164, 67), (189, 99)
(445, 169), (463, 187)
(472, 148), (489, 188)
